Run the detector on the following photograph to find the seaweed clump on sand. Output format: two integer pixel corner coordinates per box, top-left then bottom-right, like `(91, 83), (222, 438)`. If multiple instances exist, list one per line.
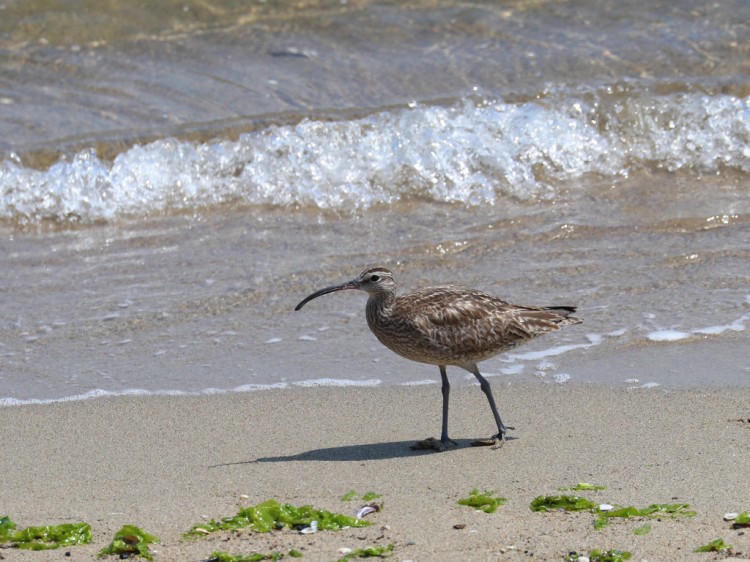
(693, 538), (732, 553)
(530, 495), (599, 512)
(566, 549), (632, 562)
(185, 499), (371, 538)
(0, 516), (92, 550)
(336, 543), (395, 561)
(457, 488), (507, 514)
(731, 511), (750, 529)
(207, 550), (303, 561)
(593, 503), (696, 530)
(98, 524), (160, 560)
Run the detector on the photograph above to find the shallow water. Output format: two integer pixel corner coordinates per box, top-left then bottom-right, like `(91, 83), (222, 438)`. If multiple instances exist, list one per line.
(2, 190), (748, 403)
(1, 0), (749, 403)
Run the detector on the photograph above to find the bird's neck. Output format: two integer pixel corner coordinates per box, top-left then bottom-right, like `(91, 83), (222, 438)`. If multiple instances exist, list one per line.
(365, 292), (394, 325)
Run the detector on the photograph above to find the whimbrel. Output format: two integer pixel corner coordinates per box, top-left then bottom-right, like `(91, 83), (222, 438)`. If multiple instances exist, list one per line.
(295, 267), (582, 450)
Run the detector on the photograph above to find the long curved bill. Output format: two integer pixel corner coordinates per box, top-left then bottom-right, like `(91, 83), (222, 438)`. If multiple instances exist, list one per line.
(294, 279), (361, 311)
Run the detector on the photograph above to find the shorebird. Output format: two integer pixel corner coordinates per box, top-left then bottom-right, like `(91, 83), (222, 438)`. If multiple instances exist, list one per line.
(295, 267), (582, 450)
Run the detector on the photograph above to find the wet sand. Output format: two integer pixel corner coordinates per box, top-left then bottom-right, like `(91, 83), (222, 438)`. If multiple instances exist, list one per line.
(2, 371), (749, 561)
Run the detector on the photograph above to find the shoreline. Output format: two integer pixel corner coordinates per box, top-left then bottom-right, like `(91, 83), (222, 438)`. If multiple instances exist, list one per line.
(3, 329), (750, 407)
(2, 384), (749, 560)
(3, 308), (749, 405)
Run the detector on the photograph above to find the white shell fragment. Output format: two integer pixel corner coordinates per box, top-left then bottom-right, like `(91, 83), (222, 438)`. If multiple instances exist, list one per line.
(300, 520), (318, 534)
(724, 512), (739, 521)
(338, 548), (353, 555)
(354, 503), (381, 519)
(298, 334), (317, 341)
(598, 504), (614, 511)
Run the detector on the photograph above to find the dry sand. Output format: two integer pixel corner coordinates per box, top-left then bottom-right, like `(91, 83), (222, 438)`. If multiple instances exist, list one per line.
(1, 382), (749, 561)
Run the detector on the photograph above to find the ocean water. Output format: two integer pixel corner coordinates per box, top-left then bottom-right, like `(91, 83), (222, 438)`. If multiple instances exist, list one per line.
(1, 0), (749, 404)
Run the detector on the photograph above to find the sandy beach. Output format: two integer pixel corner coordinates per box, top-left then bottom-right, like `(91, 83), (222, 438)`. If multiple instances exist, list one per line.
(2, 379), (749, 561)
(2, 1), (750, 560)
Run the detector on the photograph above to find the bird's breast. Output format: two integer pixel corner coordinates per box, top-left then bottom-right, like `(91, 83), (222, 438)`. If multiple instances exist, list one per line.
(364, 301), (511, 366)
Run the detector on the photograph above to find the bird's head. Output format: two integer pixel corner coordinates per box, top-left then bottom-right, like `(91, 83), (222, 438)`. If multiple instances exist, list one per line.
(295, 267), (395, 310)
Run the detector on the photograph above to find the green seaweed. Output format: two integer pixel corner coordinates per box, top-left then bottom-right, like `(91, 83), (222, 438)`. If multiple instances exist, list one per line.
(694, 538), (732, 552)
(0, 517), (91, 551)
(458, 488), (507, 514)
(530, 495), (598, 512)
(185, 499), (370, 538)
(733, 511), (750, 528)
(341, 491), (382, 502)
(594, 503), (696, 530)
(558, 483), (607, 492)
(207, 549), (302, 561)
(590, 549), (632, 562)
(336, 543), (394, 561)
(0, 516), (16, 542)
(532, 496), (695, 531)
(14, 523), (92, 550)
(566, 550), (632, 562)
(632, 523), (651, 535)
(98, 524), (159, 560)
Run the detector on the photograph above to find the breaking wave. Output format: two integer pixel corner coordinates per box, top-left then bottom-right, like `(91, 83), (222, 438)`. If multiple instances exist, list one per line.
(2, 83), (749, 223)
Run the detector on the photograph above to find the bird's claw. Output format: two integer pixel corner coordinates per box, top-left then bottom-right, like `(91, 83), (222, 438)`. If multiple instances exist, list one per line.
(410, 437), (458, 452)
(470, 437), (501, 448)
(470, 426), (514, 448)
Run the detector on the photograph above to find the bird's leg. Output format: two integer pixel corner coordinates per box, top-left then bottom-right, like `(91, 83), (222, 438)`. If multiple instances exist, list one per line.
(438, 365), (457, 447)
(470, 366), (514, 447)
(410, 365), (457, 452)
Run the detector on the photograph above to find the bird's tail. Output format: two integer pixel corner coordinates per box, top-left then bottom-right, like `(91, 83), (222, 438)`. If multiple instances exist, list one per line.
(544, 306), (583, 325)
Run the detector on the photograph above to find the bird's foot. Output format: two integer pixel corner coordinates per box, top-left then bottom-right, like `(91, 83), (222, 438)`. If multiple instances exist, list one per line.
(470, 427), (514, 449)
(410, 437), (458, 452)
(470, 437), (501, 448)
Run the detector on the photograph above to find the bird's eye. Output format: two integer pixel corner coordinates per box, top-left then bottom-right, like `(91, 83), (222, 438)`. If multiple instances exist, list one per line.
(369, 275), (380, 282)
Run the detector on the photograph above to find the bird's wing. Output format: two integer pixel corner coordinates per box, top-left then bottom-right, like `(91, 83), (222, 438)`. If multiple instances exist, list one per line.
(392, 287), (572, 356)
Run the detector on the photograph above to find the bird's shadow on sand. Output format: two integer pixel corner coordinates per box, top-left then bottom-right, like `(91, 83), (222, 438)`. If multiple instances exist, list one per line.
(210, 437), (516, 467)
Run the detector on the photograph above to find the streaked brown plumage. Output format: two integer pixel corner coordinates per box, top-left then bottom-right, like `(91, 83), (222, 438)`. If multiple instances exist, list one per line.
(295, 266), (582, 449)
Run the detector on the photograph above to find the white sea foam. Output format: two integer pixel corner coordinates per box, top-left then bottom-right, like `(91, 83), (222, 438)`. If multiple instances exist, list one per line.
(642, 382), (662, 388)
(0, 382), (289, 407)
(647, 329), (691, 342)
(647, 311), (750, 342)
(628, 382), (662, 389)
(2, 87), (749, 223)
(400, 379), (438, 386)
(505, 332), (606, 362)
(691, 313), (750, 335)
(291, 378), (381, 388)
(230, 383), (289, 392)
(17, 381), (364, 399)
(0, 388), (169, 407)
